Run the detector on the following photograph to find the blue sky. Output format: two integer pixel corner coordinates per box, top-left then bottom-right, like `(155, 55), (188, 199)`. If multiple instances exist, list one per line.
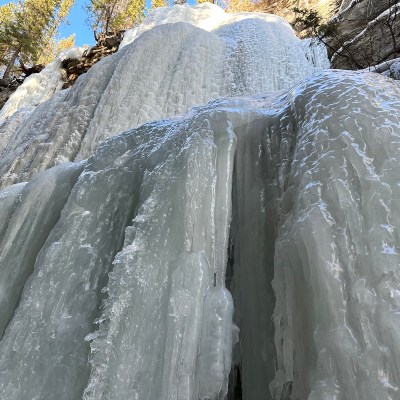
(0, 0), (94, 46)
(0, 0), (159, 47)
(0, 0), (195, 46)
(0, 0), (197, 47)
(58, 0), (94, 46)
(57, 0), (94, 46)
(58, 0), (161, 46)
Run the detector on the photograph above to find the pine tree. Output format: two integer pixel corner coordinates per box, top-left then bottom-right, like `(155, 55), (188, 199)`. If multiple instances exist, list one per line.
(87, 0), (146, 41)
(151, 0), (167, 9)
(0, 0), (74, 79)
(196, 0), (215, 4)
(225, 0), (255, 12)
(36, 34), (76, 66)
(0, 3), (16, 78)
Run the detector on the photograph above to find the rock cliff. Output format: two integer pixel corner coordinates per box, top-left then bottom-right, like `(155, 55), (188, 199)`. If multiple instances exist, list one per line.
(328, 0), (400, 69)
(61, 32), (124, 89)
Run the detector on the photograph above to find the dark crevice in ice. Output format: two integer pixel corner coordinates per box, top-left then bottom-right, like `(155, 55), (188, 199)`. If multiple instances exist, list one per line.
(226, 157), (241, 400)
(226, 121), (280, 400)
(226, 225), (242, 400)
(227, 365), (243, 400)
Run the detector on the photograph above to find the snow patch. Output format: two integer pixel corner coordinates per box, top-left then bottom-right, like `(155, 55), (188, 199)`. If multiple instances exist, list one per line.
(0, 47), (85, 122)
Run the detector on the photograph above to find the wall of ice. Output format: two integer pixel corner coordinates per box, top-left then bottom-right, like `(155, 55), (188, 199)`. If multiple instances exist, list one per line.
(0, 3), (328, 189)
(1, 69), (400, 400)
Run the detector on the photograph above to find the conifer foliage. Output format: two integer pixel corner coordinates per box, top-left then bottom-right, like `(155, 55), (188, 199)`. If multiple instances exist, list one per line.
(151, 0), (167, 9)
(86, 0), (146, 40)
(0, 0), (74, 79)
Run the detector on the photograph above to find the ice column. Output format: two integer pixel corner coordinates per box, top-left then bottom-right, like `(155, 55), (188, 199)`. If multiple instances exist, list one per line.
(83, 110), (236, 400)
(0, 125), (159, 400)
(272, 71), (400, 400)
(0, 162), (84, 338)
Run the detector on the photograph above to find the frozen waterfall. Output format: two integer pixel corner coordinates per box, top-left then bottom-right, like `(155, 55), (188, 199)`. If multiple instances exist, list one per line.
(1, 4), (400, 400)
(0, 3), (327, 188)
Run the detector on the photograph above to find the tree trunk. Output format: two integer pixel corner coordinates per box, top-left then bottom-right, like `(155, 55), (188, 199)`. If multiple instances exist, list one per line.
(2, 48), (20, 80)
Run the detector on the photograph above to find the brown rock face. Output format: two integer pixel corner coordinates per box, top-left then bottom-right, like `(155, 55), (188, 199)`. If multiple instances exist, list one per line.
(263, 0), (399, 70)
(61, 31), (124, 89)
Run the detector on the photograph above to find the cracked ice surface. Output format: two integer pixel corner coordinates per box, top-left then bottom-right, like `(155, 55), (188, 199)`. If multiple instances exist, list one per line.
(0, 4), (328, 188)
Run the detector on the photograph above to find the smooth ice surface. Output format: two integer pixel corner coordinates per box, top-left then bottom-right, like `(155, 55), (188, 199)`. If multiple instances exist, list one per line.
(0, 4), (328, 188)
(120, 3), (228, 47)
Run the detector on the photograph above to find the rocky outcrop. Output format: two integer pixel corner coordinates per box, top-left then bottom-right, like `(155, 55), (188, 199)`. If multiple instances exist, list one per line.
(0, 79), (21, 110)
(263, 0), (399, 71)
(61, 31), (124, 89)
(327, 0), (400, 69)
